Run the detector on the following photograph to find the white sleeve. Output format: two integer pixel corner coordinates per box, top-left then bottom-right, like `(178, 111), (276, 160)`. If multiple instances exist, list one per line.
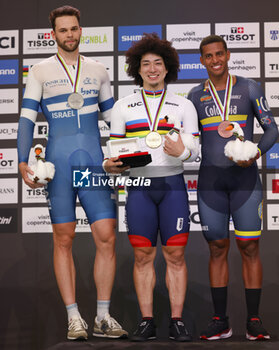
(98, 63), (114, 123)
(180, 98), (200, 162)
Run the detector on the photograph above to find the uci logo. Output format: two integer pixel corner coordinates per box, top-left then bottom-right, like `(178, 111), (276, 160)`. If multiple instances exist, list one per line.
(128, 102), (143, 108)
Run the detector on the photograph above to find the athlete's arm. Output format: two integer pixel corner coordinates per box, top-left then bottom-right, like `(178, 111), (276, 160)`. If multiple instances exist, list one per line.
(17, 66), (44, 188)
(103, 99), (129, 174)
(98, 63), (114, 126)
(249, 79), (279, 156)
(179, 99), (199, 162)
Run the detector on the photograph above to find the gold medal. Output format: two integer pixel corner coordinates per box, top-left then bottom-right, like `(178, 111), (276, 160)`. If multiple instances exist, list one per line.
(145, 131), (162, 149)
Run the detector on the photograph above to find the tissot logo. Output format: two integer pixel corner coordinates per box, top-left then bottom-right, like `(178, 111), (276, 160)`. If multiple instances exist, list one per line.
(0, 208), (17, 233)
(0, 149), (18, 174)
(38, 33), (51, 40)
(23, 29), (57, 54)
(216, 23), (259, 48)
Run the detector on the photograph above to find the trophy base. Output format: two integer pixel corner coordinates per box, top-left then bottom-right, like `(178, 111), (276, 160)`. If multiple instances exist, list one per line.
(118, 152), (152, 168)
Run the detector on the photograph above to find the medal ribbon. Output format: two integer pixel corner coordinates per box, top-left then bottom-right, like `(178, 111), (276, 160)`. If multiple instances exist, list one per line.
(141, 89), (167, 131)
(56, 53), (82, 92)
(208, 74), (233, 121)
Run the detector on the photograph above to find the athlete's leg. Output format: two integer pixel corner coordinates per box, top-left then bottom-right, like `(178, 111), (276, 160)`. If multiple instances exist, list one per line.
(52, 222), (77, 305)
(209, 239), (230, 287)
(133, 246), (157, 317)
(91, 218), (116, 300)
(162, 245), (186, 317)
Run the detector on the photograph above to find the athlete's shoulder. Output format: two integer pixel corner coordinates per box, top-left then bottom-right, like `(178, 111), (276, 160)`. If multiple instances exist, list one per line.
(166, 90), (195, 108)
(82, 56), (106, 70)
(116, 90), (141, 105)
(30, 55), (56, 72)
(188, 82), (205, 96)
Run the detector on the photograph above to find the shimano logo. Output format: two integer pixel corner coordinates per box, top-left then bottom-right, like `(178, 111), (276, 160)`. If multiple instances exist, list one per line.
(180, 63), (205, 70)
(0, 69), (16, 75)
(121, 35), (142, 42)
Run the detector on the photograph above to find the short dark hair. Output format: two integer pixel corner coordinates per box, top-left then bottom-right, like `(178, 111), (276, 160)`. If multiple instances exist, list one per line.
(49, 5), (80, 30)
(126, 33), (180, 87)
(199, 35), (227, 55)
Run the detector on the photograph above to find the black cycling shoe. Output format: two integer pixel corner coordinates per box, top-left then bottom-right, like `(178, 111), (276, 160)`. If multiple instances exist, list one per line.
(200, 316), (232, 340)
(169, 318), (192, 342)
(246, 316), (270, 341)
(131, 318), (156, 342)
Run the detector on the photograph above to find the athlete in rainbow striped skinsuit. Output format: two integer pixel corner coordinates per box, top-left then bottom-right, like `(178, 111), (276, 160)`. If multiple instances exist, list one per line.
(105, 33), (199, 342)
(188, 35), (278, 341)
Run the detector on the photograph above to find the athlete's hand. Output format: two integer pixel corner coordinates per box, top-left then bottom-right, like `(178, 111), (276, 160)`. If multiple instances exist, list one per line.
(103, 157), (130, 174)
(19, 162), (44, 188)
(163, 134), (185, 157)
(228, 154), (259, 168)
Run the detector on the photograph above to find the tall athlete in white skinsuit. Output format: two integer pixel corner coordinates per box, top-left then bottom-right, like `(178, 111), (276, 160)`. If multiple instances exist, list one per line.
(17, 6), (128, 341)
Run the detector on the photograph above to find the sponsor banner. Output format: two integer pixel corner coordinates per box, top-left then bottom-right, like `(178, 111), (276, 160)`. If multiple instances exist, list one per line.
(75, 206), (91, 232)
(23, 29), (56, 54)
(215, 23), (260, 48)
(265, 52), (279, 78)
(178, 54), (208, 80)
(0, 30), (19, 55)
(0, 148), (18, 174)
(80, 27), (113, 52)
(265, 82), (279, 108)
(22, 58), (45, 84)
(0, 178), (18, 204)
(22, 180), (47, 203)
(0, 208), (17, 234)
(99, 120), (110, 137)
(0, 88), (18, 114)
(34, 122), (48, 139)
(266, 174), (279, 200)
(168, 83), (199, 99)
(0, 59), (18, 84)
(118, 205), (127, 232)
(267, 204), (279, 230)
(118, 55), (134, 81)
(89, 56), (114, 81)
(229, 53), (260, 78)
(118, 25), (162, 51)
(167, 23), (210, 49)
(0, 123), (18, 140)
(266, 143), (279, 169)
(22, 207), (52, 233)
(184, 174), (198, 201)
(264, 22), (279, 48)
(118, 85), (139, 99)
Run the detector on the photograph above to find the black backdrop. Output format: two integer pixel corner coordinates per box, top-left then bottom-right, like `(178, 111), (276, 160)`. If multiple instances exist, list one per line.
(0, 0), (278, 349)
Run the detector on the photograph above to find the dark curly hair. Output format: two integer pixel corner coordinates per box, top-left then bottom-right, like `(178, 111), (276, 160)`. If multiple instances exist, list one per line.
(126, 33), (180, 87)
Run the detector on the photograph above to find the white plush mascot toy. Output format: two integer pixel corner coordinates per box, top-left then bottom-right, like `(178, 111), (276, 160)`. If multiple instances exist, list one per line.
(29, 144), (55, 185)
(224, 122), (258, 162)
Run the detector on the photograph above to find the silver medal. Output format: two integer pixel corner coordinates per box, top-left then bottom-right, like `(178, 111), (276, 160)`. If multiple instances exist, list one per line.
(68, 92), (84, 110)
